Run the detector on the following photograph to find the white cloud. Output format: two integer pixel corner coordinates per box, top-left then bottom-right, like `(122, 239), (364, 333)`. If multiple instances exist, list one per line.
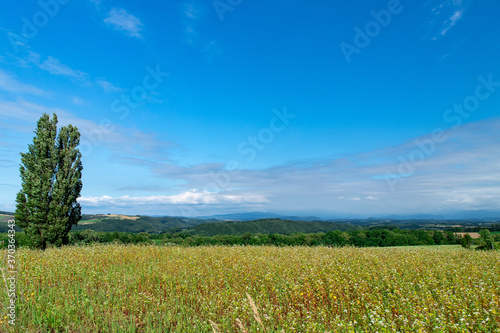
(78, 190), (269, 206)
(20, 51), (120, 93)
(180, 2), (224, 60)
(37, 56), (89, 81)
(438, 8), (464, 37)
(0, 99), (177, 162)
(0, 99), (56, 125)
(0, 70), (45, 96)
(428, 0), (468, 40)
(96, 80), (122, 92)
(71, 97), (85, 105)
(104, 8), (144, 38)
(134, 117), (500, 216)
(443, 196), (475, 204)
(3, 94), (498, 217)
(181, 2), (203, 45)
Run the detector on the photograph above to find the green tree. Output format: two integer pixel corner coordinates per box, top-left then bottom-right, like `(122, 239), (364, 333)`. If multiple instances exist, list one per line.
(460, 233), (473, 249)
(444, 231), (458, 244)
(15, 113), (83, 250)
(433, 231), (446, 245)
(478, 229), (495, 250)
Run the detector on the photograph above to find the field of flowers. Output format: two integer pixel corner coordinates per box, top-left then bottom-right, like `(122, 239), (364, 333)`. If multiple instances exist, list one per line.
(0, 245), (499, 332)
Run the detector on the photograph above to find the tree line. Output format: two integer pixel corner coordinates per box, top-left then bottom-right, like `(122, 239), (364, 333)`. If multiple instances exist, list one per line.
(157, 228), (498, 248)
(3, 228), (498, 249)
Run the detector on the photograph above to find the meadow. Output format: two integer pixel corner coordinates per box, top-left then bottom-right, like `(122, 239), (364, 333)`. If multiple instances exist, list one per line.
(0, 245), (499, 332)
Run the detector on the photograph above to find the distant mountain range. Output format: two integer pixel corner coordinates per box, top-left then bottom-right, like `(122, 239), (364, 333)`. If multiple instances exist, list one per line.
(198, 212), (324, 221)
(198, 211), (500, 221)
(2, 210), (500, 225)
(378, 210), (500, 221)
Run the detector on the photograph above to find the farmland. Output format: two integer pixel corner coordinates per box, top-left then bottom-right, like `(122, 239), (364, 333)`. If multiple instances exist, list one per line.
(0, 245), (499, 332)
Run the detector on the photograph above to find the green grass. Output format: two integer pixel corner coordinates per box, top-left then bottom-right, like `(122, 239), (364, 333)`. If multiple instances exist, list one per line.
(394, 244), (463, 249)
(0, 245), (498, 332)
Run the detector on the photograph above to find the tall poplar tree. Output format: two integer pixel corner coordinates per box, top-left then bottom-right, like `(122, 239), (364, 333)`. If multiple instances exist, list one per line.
(15, 113), (83, 250)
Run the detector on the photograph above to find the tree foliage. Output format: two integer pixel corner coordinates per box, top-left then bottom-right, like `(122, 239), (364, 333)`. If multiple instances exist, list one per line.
(461, 233), (473, 249)
(478, 229), (496, 250)
(15, 113), (83, 250)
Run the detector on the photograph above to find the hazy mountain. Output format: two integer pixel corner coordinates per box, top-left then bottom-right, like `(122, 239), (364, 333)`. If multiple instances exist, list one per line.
(200, 210), (500, 222)
(378, 214), (445, 220)
(376, 211), (500, 221)
(198, 212), (324, 221)
(446, 210), (500, 221)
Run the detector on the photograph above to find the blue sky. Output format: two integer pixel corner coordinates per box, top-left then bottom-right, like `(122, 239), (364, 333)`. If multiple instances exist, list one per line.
(0, 0), (499, 217)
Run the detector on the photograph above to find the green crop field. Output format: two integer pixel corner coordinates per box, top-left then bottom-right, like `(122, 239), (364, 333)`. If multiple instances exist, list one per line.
(0, 245), (499, 332)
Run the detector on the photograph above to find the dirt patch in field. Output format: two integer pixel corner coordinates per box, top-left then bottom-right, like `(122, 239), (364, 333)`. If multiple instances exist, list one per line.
(454, 232), (481, 239)
(103, 214), (140, 220)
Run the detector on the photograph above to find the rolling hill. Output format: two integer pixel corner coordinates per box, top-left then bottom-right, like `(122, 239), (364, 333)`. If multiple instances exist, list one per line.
(174, 218), (355, 236)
